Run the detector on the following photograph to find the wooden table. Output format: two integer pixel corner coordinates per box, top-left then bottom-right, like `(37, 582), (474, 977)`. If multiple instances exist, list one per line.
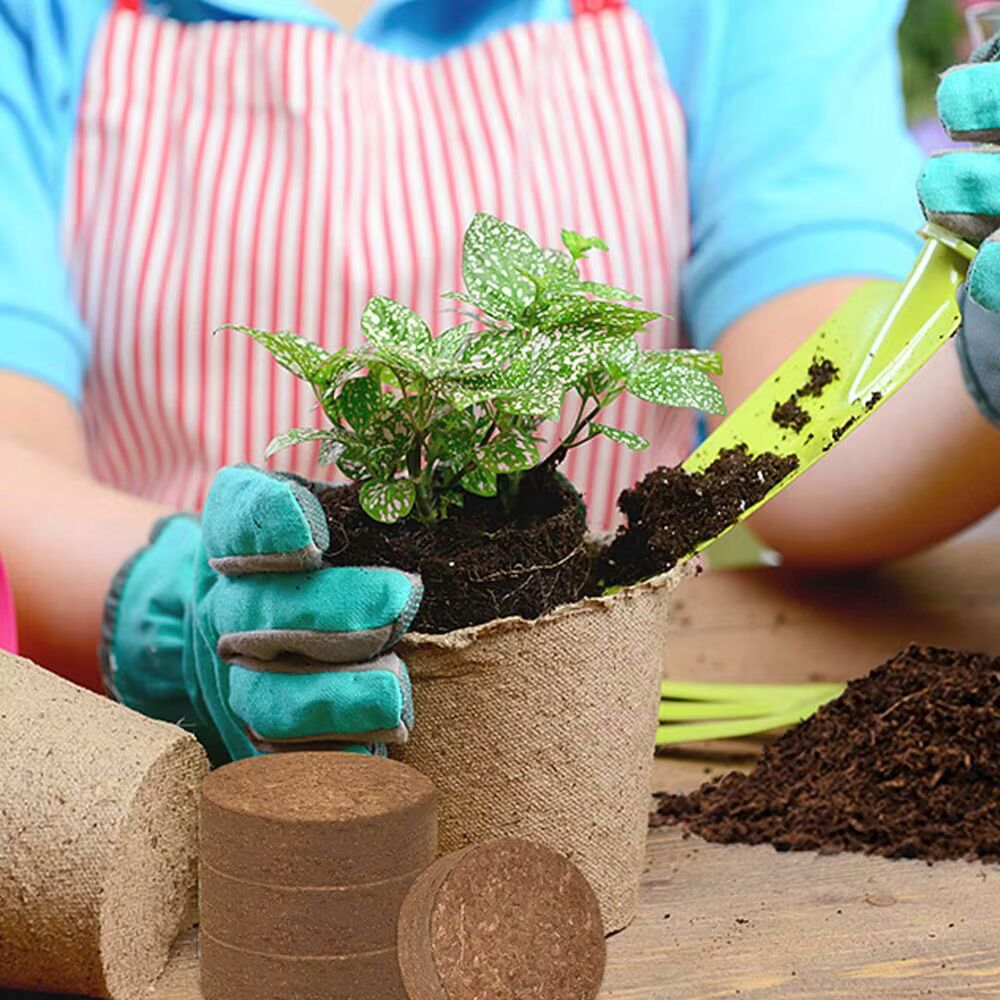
(6, 540), (999, 999)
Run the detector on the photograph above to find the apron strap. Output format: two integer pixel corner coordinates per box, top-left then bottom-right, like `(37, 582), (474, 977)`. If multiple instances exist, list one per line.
(572, 0), (627, 14)
(115, 0), (143, 11)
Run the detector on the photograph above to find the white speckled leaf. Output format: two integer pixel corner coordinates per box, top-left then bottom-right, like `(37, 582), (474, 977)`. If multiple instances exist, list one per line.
(360, 480), (417, 524)
(361, 296), (432, 350)
(628, 356), (726, 414)
(592, 424), (649, 451)
(481, 430), (540, 474)
(338, 374), (383, 430)
(264, 427), (335, 459)
(461, 464), (499, 497)
(462, 213), (543, 322)
(224, 325), (343, 382)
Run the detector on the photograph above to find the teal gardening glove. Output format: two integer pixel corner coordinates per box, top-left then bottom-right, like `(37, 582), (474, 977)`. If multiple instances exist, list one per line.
(917, 35), (1000, 428)
(101, 466), (422, 763)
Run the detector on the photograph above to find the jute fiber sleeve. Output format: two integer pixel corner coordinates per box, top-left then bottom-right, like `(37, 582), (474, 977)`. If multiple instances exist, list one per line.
(0, 650), (208, 998)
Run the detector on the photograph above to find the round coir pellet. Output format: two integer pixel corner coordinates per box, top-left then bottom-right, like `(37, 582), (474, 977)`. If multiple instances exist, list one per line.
(200, 752), (437, 1000)
(200, 752), (436, 886)
(397, 838), (606, 1000)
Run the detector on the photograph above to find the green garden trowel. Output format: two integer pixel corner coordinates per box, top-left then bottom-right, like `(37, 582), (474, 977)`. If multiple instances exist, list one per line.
(656, 222), (976, 748)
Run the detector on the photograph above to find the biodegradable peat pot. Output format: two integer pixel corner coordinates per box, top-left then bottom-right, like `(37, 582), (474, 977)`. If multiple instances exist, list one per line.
(396, 561), (690, 933)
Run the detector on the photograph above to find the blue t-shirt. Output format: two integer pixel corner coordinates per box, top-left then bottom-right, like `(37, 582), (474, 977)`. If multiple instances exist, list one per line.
(0, 0), (924, 405)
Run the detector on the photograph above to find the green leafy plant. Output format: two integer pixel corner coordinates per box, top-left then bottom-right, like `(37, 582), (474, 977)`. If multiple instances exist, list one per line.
(225, 213), (725, 525)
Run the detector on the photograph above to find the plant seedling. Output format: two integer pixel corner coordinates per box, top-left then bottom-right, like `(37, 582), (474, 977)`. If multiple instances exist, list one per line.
(225, 213), (725, 525)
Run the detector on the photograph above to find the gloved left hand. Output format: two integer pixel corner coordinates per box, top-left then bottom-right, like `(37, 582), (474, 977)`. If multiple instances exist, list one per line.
(917, 36), (1000, 429)
(101, 465), (422, 763)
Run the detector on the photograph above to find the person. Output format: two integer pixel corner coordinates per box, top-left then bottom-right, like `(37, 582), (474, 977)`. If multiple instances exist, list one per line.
(1, 0), (997, 759)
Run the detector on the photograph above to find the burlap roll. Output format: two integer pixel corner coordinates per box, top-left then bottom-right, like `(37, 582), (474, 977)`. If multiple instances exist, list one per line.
(398, 563), (689, 933)
(0, 650), (208, 998)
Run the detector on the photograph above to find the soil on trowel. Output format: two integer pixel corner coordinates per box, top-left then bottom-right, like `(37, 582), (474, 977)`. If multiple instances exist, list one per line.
(599, 446), (799, 586)
(771, 358), (841, 434)
(652, 645), (1000, 863)
(771, 398), (810, 432)
(314, 467), (591, 634)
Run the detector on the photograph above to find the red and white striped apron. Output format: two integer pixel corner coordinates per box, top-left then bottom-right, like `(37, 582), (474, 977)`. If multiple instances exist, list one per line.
(65, 0), (690, 529)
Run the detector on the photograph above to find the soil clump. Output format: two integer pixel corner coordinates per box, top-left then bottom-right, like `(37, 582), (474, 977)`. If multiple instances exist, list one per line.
(316, 468), (591, 634)
(316, 446), (799, 632)
(652, 645), (1000, 863)
(770, 357), (840, 433)
(599, 446), (799, 586)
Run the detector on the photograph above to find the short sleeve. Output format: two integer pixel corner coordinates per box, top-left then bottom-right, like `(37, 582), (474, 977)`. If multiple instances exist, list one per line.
(0, 0), (107, 404)
(639, 0), (924, 349)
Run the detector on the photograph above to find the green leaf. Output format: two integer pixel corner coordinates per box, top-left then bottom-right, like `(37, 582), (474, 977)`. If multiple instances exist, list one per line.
(627, 355), (726, 414)
(224, 326), (342, 382)
(592, 424), (649, 451)
(462, 213), (544, 322)
(361, 296), (432, 351)
(434, 322), (474, 358)
(461, 465), (498, 498)
(264, 427), (336, 459)
(537, 298), (660, 334)
(561, 229), (609, 261)
(359, 480), (417, 524)
(334, 447), (370, 480)
(578, 280), (641, 302)
(480, 430), (540, 474)
(598, 335), (641, 380)
(338, 374), (383, 430)
(653, 348), (723, 376)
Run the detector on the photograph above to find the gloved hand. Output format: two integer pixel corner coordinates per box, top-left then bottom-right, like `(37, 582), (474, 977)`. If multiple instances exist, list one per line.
(917, 35), (1000, 428)
(100, 466), (422, 763)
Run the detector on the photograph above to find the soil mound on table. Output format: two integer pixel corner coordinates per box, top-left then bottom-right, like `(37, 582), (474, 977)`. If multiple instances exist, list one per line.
(652, 645), (1000, 863)
(316, 468), (591, 634)
(599, 446), (798, 586)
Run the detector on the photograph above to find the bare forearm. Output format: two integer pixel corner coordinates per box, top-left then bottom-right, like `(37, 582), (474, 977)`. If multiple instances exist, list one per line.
(715, 280), (1000, 568)
(2, 437), (168, 686)
(0, 374), (169, 686)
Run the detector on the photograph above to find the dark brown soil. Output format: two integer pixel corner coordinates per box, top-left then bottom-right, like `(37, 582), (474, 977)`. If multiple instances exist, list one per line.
(652, 645), (1000, 863)
(314, 468), (591, 634)
(798, 358), (839, 397)
(770, 358), (840, 434)
(771, 398), (810, 432)
(830, 416), (857, 443)
(599, 446), (799, 586)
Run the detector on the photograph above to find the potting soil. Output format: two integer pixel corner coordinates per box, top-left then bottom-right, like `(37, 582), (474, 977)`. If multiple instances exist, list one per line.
(599, 446), (799, 586)
(315, 446), (798, 633)
(652, 645), (1000, 863)
(316, 468), (591, 634)
(770, 357), (840, 433)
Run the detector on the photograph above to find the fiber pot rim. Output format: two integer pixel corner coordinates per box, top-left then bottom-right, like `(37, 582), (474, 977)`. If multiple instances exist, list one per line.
(401, 556), (695, 653)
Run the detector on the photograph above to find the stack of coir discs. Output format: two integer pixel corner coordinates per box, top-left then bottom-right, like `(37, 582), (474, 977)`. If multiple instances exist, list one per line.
(199, 752), (436, 1000)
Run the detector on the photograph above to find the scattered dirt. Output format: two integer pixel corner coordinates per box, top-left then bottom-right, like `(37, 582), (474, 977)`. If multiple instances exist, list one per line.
(865, 391), (883, 411)
(315, 467), (591, 634)
(770, 358), (840, 434)
(652, 645), (1000, 863)
(771, 398), (810, 432)
(798, 359), (839, 397)
(599, 446), (799, 586)
(830, 416), (857, 443)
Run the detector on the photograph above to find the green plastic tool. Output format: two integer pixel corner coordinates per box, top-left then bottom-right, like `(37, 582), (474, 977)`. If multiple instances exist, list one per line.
(683, 223), (975, 525)
(656, 223), (975, 748)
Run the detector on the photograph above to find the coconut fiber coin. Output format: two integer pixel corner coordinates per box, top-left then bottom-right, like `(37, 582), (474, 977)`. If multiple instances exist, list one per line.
(200, 752), (437, 1000)
(397, 838), (606, 1000)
